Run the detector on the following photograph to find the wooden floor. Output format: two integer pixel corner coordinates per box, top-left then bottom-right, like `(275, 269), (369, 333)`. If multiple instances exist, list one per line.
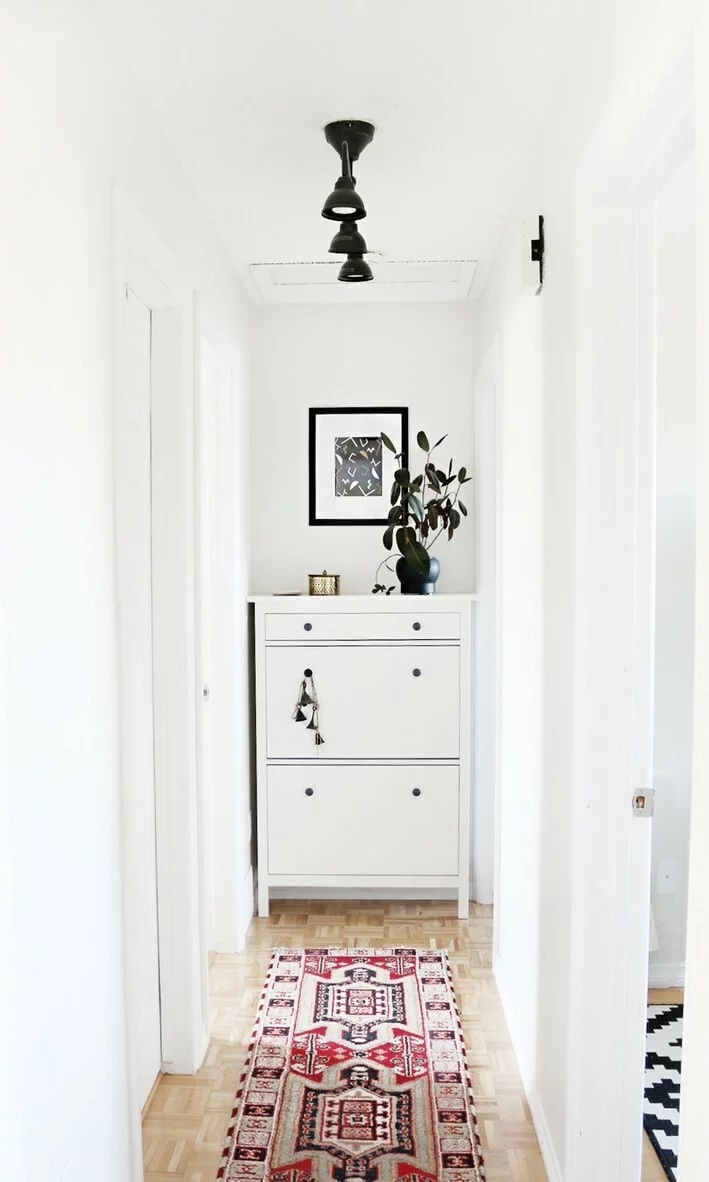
(142, 900), (548, 1181)
(642, 987), (684, 1182)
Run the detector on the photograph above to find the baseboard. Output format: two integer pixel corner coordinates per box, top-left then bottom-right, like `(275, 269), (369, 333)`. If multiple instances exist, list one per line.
(648, 961), (685, 988)
(269, 887), (459, 902)
(494, 955), (564, 1182)
(236, 865), (255, 950)
(208, 866), (256, 953)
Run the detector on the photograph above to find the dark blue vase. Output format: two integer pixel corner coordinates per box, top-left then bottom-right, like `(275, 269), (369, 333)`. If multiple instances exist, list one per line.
(396, 555), (440, 595)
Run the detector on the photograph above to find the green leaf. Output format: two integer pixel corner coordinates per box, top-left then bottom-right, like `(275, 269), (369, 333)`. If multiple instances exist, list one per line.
(387, 505), (402, 523)
(402, 538), (430, 574)
(407, 492), (425, 522)
(416, 429), (430, 451)
(435, 469), (447, 483)
(459, 501), (467, 517)
(395, 525), (417, 556)
(411, 474), (424, 490)
(390, 482), (401, 506)
(380, 431), (397, 453)
(428, 503), (439, 529)
(425, 464), (441, 492)
(458, 466), (467, 481)
(383, 525), (394, 551)
(431, 435), (447, 451)
(450, 508), (461, 530)
(394, 468), (410, 488)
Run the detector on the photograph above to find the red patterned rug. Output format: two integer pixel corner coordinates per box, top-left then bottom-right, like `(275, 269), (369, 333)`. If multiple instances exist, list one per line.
(218, 947), (485, 1182)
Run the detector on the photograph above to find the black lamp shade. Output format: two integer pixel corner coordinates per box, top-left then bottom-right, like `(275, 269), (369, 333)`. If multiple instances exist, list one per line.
(338, 253), (373, 283)
(322, 176), (366, 221)
(329, 221), (368, 255)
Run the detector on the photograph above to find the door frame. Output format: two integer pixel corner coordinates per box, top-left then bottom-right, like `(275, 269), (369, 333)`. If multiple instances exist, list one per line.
(194, 309), (254, 952)
(473, 336), (502, 912)
(113, 187), (208, 1180)
(565, 49), (694, 1182)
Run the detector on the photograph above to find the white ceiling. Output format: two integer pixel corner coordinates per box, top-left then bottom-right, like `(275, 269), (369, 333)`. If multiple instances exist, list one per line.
(98, 0), (586, 302)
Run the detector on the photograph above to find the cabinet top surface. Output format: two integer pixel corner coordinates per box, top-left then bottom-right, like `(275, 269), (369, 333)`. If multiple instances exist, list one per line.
(248, 593), (477, 609)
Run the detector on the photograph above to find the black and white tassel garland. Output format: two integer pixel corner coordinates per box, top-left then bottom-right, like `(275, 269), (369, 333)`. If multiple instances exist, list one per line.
(292, 669), (325, 748)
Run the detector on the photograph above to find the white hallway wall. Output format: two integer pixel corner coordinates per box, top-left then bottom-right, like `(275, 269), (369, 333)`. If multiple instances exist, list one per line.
(0, 3), (250, 1180)
(469, 0), (697, 1178)
(250, 304), (477, 595)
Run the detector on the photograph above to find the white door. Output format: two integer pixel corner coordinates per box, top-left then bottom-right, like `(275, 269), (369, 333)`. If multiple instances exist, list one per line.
(117, 285), (162, 1108)
(619, 140), (696, 1177)
(567, 61), (695, 1182)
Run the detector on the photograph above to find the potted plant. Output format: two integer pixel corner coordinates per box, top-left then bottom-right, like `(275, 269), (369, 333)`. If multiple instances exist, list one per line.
(373, 429), (471, 594)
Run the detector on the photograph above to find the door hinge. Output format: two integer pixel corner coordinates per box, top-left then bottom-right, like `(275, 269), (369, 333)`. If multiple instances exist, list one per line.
(632, 789), (655, 818)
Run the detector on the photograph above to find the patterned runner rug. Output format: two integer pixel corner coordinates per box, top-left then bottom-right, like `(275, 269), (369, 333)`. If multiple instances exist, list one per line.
(644, 1004), (682, 1182)
(218, 947), (485, 1181)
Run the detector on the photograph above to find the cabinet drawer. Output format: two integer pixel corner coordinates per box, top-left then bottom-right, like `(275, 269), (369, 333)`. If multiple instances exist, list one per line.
(264, 611), (460, 642)
(267, 765), (459, 876)
(265, 644), (460, 759)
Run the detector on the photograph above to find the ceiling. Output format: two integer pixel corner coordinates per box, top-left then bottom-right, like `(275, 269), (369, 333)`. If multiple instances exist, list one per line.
(98, 0), (586, 302)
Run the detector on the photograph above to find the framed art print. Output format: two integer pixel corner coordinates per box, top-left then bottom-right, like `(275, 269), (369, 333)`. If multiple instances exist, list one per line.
(308, 407), (409, 526)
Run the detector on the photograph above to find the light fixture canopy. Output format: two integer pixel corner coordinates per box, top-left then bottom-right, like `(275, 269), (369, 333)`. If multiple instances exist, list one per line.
(324, 120), (375, 162)
(328, 220), (368, 255)
(338, 253), (373, 283)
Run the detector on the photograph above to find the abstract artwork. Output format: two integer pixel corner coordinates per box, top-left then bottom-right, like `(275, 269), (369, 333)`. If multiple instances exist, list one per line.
(334, 436), (383, 498)
(309, 408), (408, 526)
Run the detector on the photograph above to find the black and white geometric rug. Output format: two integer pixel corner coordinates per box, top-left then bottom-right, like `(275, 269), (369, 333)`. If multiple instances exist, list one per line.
(644, 1004), (682, 1182)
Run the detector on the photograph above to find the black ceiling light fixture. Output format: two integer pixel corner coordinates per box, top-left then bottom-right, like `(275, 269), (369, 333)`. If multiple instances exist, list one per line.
(328, 220), (368, 255)
(322, 120), (375, 282)
(338, 253), (374, 283)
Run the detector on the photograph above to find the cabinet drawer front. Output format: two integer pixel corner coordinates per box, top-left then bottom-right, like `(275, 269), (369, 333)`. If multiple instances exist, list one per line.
(264, 611), (460, 642)
(265, 645), (460, 759)
(267, 765), (459, 876)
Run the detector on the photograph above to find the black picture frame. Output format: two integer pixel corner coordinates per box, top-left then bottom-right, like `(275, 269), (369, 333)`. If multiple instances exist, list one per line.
(308, 406), (409, 526)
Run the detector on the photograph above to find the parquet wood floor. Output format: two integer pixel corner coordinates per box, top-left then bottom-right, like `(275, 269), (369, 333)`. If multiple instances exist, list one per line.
(142, 900), (547, 1181)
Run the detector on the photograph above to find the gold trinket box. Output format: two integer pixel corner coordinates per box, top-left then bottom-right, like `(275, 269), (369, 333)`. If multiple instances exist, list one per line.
(308, 570), (340, 596)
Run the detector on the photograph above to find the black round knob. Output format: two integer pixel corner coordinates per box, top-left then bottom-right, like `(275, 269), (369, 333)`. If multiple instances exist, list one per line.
(412, 621), (421, 631)
(412, 787), (421, 797)
(304, 667), (313, 677)
(412, 668), (422, 677)
(304, 622), (312, 631)
(305, 787), (314, 797)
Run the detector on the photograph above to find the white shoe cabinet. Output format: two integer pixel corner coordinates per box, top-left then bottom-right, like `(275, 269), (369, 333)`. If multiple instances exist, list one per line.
(249, 594), (475, 919)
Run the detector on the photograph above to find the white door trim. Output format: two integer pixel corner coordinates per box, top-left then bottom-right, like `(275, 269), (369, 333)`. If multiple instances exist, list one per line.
(473, 336), (501, 909)
(566, 49), (694, 1182)
(195, 311), (254, 952)
(113, 187), (208, 1180)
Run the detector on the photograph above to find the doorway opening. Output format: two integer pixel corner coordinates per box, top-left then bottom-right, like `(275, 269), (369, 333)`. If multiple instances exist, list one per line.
(113, 189), (209, 1181)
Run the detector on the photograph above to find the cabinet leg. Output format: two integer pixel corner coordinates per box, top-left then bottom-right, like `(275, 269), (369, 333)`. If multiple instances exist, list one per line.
(257, 878), (270, 918)
(457, 880), (470, 921)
